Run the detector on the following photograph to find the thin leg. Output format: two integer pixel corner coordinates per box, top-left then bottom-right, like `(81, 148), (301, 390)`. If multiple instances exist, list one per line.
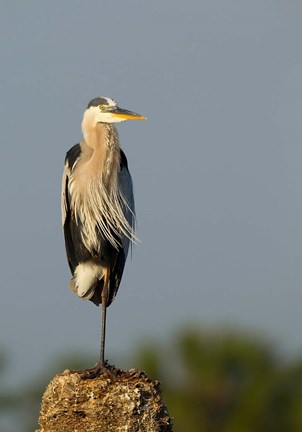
(100, 267), (109, 366)
(81, 268), (112, 380)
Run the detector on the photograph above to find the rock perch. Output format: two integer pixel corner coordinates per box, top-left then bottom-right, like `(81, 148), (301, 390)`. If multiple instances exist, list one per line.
(37, 367), (173, 432)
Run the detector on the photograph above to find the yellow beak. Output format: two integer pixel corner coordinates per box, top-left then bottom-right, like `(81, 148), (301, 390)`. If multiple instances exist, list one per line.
(111, 107), (147, 121)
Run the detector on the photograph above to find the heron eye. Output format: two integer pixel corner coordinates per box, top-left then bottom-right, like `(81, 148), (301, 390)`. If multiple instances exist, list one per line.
(99, 105), (106, 111)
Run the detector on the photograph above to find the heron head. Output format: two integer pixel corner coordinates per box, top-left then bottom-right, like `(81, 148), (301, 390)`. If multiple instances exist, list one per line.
(82, 97), (146, 127)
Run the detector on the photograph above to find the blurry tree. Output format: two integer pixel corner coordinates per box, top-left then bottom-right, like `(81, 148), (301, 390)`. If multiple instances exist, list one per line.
(134, 326), (302, 432)
(257, 362), (302, 431)
(2, 327), (302, 432)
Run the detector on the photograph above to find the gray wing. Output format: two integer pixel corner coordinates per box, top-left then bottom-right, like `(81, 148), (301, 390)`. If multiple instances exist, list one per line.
(107, 149), (135, 305)
(61, 144), (82, 273)
(61, 163), (69, 228)
(61, 143), (82, 228)
(119, 150), (136, 255)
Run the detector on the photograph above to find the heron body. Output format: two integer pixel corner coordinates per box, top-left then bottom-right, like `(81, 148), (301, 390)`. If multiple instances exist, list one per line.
(61, 97), (145, 376)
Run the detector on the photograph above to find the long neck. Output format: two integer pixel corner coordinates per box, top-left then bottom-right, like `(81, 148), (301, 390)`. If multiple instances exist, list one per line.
(73, 120), (135, 250)
(82, 122), (120, 188)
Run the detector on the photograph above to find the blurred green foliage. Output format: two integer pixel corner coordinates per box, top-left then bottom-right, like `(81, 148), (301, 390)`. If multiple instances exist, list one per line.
(1, 326), (302, 431)
(134, 327), (302, 432)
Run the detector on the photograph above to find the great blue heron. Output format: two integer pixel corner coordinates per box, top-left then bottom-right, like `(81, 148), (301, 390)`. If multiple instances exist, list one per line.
(61, 97), (146, 377)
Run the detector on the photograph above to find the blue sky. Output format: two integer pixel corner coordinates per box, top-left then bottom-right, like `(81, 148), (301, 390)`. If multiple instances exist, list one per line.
(1, 1), (302, 388)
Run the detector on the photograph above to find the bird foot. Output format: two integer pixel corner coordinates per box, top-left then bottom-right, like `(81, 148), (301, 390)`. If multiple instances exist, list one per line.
(80, 360), (116, 380)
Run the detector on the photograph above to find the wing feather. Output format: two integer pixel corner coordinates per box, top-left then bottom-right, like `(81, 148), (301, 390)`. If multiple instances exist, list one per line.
(107, 149), (135, 305)
(61, 144), (82, 273)
(61, 163), (69, 227)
